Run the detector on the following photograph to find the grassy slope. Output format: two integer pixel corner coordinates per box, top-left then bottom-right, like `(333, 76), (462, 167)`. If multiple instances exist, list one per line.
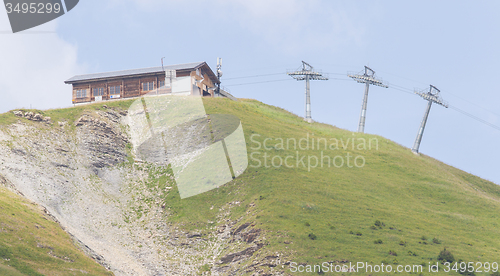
(0, 186), (112, 276)
(0, 100), (134, 276)
(190, 98), (500, 274)
(1, 97), (499, 275)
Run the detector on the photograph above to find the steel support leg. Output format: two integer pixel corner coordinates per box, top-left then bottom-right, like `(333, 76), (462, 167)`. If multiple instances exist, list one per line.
(412, 100), (433, 153)
(305, 76), (312, 123)
(358, 82), (370, 133)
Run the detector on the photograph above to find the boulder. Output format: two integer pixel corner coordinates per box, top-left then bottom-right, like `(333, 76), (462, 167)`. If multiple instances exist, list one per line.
(24, 112), (34, 119)
(32, 113), (43, 121)
(43, 116), (52, 124)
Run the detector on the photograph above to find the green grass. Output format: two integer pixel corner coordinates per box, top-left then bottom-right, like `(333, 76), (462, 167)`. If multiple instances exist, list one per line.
(0, 112), (19, 126)
(2, 96), (500, 275)
(0, 263), (26, 276)
(0, 186), (112, 276)
(163, 97), (500, 275)
(2, 99), (133, 129)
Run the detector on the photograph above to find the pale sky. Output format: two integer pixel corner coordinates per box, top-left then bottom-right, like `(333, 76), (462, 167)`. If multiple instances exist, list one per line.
(1, 1), (499, 184)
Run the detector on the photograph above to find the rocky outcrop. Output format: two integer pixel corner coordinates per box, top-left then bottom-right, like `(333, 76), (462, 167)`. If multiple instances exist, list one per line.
(12, 110), (52, 124)
(214, 220), (287, 276)
(220, 244), (263, 264)
(0, 107), (277, 276)
(74, 111), (128, 171)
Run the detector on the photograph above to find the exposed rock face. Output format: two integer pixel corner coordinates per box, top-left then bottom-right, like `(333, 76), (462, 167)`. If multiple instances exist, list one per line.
(0, 108), (275, 276)
(74, 113), (128, 171)
(12, 110), (52, 124)
(32, 113), (43, 121)
(220, 244), (263, 264)
(12, 110), (23, 117)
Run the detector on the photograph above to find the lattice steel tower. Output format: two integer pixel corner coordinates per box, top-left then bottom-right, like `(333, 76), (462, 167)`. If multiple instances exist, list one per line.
(288, 61), (328, 123)
(348, 66), (388, 133)
(412, 85), (448, 154)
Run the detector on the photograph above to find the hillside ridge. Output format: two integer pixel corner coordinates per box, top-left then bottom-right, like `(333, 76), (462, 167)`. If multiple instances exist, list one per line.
(0, 97), (499, 275)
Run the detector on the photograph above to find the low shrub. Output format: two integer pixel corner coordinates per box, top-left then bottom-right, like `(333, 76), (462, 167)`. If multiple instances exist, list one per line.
(437, 248), (455, 263)
(408, 250), (417, 256)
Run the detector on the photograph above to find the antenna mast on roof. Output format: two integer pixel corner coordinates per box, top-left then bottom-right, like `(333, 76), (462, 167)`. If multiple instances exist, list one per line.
(287, 61), (328, 123)
(161, 57), (165, 71)
(412, 85), (448, 154)
(216, 57), (222, 97)
(348, 66), (388, 133)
